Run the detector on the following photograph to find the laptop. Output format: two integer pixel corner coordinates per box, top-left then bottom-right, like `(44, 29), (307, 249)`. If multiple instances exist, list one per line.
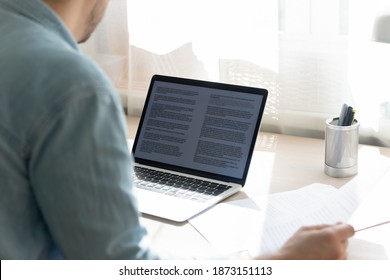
(131, 75), (268, 222)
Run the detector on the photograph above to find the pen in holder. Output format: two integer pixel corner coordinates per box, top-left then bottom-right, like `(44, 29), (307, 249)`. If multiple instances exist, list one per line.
(324, 117), (359, 178)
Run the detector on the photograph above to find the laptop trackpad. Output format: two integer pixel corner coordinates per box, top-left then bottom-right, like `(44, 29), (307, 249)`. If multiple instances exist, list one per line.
(135, 188), (212, 222)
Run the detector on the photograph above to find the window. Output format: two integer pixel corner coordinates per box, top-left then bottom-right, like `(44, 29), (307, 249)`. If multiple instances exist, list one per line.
(82, 0), (390, 146)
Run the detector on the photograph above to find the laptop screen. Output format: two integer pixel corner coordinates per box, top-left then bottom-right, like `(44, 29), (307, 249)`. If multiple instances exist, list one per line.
(132, 75), (268, 185)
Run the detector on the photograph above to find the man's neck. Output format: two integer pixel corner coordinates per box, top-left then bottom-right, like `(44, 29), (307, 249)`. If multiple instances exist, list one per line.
(42, 0), (86, 42)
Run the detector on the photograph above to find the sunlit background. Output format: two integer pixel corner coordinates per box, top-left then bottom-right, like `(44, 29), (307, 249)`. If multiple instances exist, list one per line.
(82, 0), (390, 146)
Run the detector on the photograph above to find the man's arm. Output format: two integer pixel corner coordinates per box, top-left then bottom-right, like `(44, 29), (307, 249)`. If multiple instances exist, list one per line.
(30, 87), (158, 259)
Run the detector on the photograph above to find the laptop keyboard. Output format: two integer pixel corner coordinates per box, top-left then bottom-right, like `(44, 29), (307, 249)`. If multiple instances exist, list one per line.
(133, 166), (232, 202)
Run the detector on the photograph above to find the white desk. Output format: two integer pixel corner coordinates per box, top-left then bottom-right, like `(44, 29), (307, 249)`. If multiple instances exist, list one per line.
(126, 116), (390, 259)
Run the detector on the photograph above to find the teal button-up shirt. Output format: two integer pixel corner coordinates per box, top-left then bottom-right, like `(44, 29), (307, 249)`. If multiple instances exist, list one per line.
(0, 0), (158, 259)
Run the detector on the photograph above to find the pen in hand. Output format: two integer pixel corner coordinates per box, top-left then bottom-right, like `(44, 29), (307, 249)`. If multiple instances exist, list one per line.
(355, 220), (390, 233)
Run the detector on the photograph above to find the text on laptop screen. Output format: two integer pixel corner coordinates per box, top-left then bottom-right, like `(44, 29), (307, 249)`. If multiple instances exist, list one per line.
(133, 78), (267, 181)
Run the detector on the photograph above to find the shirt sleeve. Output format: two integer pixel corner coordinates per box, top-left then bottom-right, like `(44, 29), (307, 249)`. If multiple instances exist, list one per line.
(29, 86), (160, 259)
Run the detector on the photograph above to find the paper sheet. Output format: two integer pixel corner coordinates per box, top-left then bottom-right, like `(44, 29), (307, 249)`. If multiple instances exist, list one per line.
(349, 170), (390, 230)
(189, 183), (361, 255)
(256, 183), (362, 255)
(346, 171), (390, 258)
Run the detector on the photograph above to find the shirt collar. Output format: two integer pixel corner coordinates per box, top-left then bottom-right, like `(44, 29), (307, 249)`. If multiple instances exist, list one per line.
(0, 0), (79, 51)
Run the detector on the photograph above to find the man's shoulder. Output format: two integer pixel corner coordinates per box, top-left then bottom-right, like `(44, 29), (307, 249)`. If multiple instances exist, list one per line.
(0, 16), (117, 129)
(4, 23), (112, 96)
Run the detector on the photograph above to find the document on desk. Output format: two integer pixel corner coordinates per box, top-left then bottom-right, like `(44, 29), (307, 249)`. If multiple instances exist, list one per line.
(346, 171), (390, 259)
(256, 182), (364, 255)
(189, 182), (362, 255)
(349, 169), (390, 229)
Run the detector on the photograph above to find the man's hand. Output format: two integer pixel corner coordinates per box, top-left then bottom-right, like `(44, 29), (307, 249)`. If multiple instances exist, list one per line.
(255, 223), (355, 260)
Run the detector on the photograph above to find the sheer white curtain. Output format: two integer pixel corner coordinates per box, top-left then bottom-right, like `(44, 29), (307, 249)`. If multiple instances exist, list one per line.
(83, 0), (390, 146)
(80, 0), (129, 105)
